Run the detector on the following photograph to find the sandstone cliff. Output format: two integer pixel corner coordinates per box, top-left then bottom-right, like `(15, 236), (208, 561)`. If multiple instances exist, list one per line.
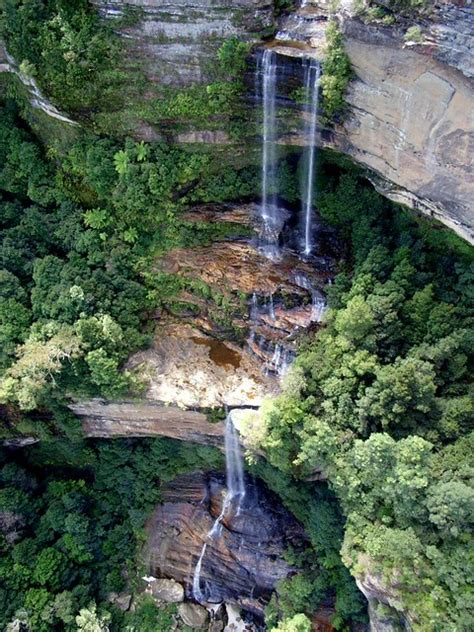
(90, 0), (473, 242)
(143, 471), (305, 616)
(273, 1), (474, 243)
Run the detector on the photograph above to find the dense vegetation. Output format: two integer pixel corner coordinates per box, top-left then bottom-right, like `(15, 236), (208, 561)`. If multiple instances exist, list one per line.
(0, 437), (223, 630)
(0, 101), (260, 421)
(320, 22), (352, 121)
(0, 100), (367, 630)
(0, 0), (124, 114)
(252, 461), (368, 629)
(245, 163), (474, 630)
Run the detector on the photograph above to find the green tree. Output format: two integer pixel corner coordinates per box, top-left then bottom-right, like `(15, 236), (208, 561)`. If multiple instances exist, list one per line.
(75, 604), (110, 632)
(271, 613), (312, 632)
(357, 357), (438, 435)
(33, 548), (67, 591)
(426, 480), (474, 537)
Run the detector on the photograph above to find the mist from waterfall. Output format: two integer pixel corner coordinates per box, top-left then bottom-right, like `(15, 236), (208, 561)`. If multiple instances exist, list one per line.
(301, 59), (321, 256)
(193, 410), (246, 603)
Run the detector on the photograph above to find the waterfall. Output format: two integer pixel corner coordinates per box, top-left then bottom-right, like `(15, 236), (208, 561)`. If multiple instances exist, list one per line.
(268, 293), (276, 321)
(293, 272), (327, 323)
(258, 49), (279, 251)
(311, 294), (326, 323)
(301, 59), (321, 256)
(193, 411), (246, 603)
(192, 543), (208, 603)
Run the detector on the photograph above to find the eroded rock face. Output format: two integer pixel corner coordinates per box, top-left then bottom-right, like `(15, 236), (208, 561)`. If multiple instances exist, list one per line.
(127, 323), (277, 408)
(0, 44), (78, 125)
(335, 20), (474, 243)
(157, 241), (329, 296)
(143, 471), (305, 616)
(356, 570), (411, 632)
(271, 3), (474, 243)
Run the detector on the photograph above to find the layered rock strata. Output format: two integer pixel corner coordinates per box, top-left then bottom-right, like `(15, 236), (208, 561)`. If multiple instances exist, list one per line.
(91, 0), (273, 86)
(70, 399), (225, 445)
(143, 471), (305, 616)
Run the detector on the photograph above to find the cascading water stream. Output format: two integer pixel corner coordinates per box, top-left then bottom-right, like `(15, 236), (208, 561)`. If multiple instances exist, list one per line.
(193, 410), (246, 603)
(301, 59), (321, 256)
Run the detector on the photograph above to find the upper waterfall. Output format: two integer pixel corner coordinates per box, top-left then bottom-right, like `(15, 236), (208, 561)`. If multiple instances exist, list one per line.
(301, 59), (321, 256)
(258, 49), (280, 258)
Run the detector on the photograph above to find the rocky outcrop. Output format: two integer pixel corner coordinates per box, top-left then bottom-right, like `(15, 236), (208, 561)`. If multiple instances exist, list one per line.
(70, 399), (226, 445)
(356, 567), (411, 632)
(423, 1), (474, 79)
(158, 240), (329, 297)
(70, 200), (332, 438)
(127, 323), (277, 408)
(143, 471), (305, 616)
(335, 17), (474, 244)
(0, 44), (77, 126)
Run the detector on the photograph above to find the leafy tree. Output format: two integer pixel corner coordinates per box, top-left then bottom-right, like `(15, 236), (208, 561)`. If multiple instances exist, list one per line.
(0, 324), (81, 410)
(33, 548), (68, 591)
(320, 21), (352, 120)
(426, 480), (474, 537)
(271, 613), (312, 632)
(75, 604), (110, 632)
(357, 357), (438, 435)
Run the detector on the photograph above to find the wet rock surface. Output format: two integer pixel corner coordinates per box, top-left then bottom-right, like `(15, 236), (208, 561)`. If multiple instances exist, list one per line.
(157, 240), (331, 297)
(71, 201), (332, 434)
(143, 471), (306, 617)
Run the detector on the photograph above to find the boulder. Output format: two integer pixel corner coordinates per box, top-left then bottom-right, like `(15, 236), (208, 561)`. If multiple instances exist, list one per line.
(151, 578), (185, 603)
(108, 592), (132, 612)
(178, 603), (209, 629)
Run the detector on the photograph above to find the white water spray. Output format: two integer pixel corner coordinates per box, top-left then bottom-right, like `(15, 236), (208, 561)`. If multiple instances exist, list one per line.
(192, 411), (246, 603)
(301, 59), (321, 256)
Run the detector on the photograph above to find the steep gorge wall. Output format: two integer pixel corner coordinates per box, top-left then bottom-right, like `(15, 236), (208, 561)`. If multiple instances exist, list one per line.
(330, 18), (474, 243)
(272, 1), (474, 243)
(1, 1), (472, 241)
(89, 0), (473, 242)
(91, 0), (273, 86)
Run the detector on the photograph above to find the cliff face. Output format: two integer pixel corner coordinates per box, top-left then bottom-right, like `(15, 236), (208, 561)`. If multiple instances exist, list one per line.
(1, 2), (472, 240)
(272, 1), (474, 243)
(143, 471), (305, 616)
(90, 0), (473, 242)
(91, 0), (273, 86)
(331, 19), (473, 243)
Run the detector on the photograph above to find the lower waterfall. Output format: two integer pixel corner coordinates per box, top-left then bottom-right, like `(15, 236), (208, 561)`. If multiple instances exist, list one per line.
(192, 410), (246, 603)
